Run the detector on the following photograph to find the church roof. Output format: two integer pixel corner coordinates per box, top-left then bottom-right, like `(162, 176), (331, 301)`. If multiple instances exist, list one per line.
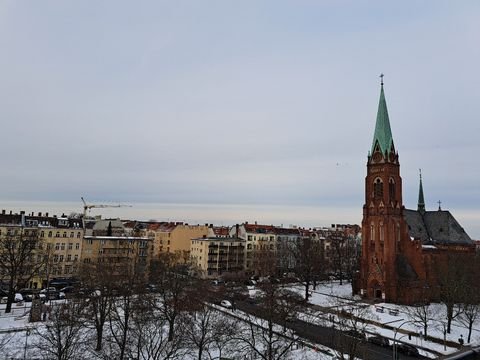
(404, 209), (472, 245)
(371, 84), (395, 155)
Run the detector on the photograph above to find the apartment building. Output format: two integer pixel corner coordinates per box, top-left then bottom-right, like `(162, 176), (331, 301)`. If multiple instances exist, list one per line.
(81, 219), (152, 277)
(228, 223), (278, 274)
(145, 222), (209, 261)
(190, 236), (245, 278)
(0, 210), (84, 289)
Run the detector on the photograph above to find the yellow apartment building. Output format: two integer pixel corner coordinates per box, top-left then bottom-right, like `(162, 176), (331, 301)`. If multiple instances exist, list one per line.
(145, 222), (209, 261)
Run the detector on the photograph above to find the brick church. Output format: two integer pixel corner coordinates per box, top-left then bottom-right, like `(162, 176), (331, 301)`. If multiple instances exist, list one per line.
(358, 79), (475, 304)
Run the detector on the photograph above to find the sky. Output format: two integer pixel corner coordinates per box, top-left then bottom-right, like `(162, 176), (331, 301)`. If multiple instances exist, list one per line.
(1, 1), (480, 236)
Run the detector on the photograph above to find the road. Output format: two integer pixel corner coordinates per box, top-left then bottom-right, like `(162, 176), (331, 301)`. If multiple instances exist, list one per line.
(236, 299), (426, 360)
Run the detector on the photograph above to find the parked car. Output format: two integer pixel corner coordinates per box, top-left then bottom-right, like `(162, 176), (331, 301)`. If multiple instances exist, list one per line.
(220, 300), (232, 309)
(18, 288), (38, 302)
(40, 287), (57, 294)
(396, 343), (419, 357)
(60, 286), (75, 294)
(344, 329), (366, 340)
(14, 293), (24, 302)
(368, 335), (390, 347)
(40, 288), (59, 300)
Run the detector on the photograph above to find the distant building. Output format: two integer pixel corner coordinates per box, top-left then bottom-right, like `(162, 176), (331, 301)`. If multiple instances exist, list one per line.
(81, 218), (152, 278)
(229, 222), (277, 274)
(0, 210), (84, 289)
(144, 222), (208, 262)
(190, 236), (245, 278)
(358, 82), (475, 304)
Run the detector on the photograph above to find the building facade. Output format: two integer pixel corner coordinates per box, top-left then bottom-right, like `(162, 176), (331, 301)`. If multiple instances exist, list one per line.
(190, 236), (245, 278)
(0, 210), (84, 289)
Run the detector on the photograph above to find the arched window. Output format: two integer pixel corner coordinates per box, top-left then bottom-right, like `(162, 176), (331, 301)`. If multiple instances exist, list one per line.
(389, 178), (396, 202)
(374, 178), (383, 198)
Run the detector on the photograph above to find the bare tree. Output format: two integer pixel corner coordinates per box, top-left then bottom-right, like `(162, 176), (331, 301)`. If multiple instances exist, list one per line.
(131, 303), (186, 360)
(0, 227), (45, 313)
(149, 253), (198, 342)
(329, 297), (375, 360)
(403, 284), (437, 338)
(79, 262), (115, 352)
(436, 254), (469, 334)
(235, 281), (303, 360)
(459, 255), (480, 343)
(182, 303), (238, 360)
(34, 299), (88, 360)
(328, 231), (351, 286)
(291, 235), (324, 301)
(104, 251), (146, 360)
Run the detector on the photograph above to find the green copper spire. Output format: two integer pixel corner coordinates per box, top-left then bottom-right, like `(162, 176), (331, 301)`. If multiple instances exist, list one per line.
(418, 169), (426, 213)
(371, 76), (394, 155)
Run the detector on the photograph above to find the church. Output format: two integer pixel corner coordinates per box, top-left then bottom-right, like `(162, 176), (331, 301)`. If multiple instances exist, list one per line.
(358, 78), (475, 304)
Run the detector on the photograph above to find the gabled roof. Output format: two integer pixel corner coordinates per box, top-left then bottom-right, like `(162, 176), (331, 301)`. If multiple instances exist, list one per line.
(371, 84), (395, 155)
(404, 209), (472, 245)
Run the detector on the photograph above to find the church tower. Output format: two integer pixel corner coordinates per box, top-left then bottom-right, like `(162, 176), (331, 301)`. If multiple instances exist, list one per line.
(360, 77), (408, 301)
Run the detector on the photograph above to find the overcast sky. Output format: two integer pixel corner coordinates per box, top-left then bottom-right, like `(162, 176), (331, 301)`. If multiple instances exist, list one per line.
(1, 2), (479, 236)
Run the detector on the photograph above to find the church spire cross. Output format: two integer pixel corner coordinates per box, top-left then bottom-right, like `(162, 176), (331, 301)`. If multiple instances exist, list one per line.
(380, 73), (384, 86)
(438, 200), (442, 211)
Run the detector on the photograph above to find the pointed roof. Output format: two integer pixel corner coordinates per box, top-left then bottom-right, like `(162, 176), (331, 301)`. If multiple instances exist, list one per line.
(418, 170), (425, 213)
(371, 83), (394, 155)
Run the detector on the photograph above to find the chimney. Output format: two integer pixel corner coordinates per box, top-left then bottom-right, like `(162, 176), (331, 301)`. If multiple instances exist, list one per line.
(46, 212), (49, 217)
(9, 210), (12, 215)
(254, 221), (257, 225)
(20, 211), (25, 215)
(235, 224), (239, 238)
(38, 212), (42, 217)
(1, 210), (5, 215)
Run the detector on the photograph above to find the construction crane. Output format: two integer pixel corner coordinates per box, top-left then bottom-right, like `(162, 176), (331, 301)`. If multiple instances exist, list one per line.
(81, 197), (132, 229)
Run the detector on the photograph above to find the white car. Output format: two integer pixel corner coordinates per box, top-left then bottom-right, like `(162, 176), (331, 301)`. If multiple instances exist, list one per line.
(14, 293), (23, 302)
(220, 300), (232, 309)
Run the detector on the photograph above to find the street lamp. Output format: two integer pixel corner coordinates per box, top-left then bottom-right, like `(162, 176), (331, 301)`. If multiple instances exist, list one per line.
(392, 320), (417, 360)
(23, 328), (31, 360)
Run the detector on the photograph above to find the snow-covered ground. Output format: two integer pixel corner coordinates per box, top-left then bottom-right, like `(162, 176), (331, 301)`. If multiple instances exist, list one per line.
(288, 281), (480, 358)
(0, 300), (339, 360)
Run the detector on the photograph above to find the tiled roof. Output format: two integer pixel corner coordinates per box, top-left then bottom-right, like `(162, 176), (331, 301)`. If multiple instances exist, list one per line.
(404, 209), (472, 245)
(244, 224), (276, 234)
(212, 226), (230, 236)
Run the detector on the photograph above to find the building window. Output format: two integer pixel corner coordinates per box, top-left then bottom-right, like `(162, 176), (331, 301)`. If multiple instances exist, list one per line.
(59, 255), (64, 262)
(374, 178), (383, 199)
(40, 231), (44, 238)
(74, 255), (78, 262)
(48, 231), (52, 238)
(77, 232), (81, 238)
(55, 243), (60, 250)
(75, 243), (80, 250)
(68, 243), (73, 250)
(55, 232), (60, 238)
(61, 243), (65, 250)
(389, 178), (396, 202)
(63, 232), (67, 238)
(370, 224), (375, 242)
(70, 232), (74, 238)
(67, 254), (72, 261)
